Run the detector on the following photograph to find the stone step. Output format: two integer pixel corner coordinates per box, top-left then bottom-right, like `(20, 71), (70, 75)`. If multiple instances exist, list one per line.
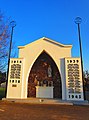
(2, 98), (73, 105)
(2, 98), (89, 105)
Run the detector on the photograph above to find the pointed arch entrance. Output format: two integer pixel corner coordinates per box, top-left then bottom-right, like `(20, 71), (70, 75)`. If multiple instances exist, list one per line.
(27, 51), (62, 98)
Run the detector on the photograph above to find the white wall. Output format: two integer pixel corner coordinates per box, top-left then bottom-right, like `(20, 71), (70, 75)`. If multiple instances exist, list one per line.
(7, 58), (24, 99)
(18, 37), (72, 99)
(65, 57), (84, 101)
(60, 58), (67, 100)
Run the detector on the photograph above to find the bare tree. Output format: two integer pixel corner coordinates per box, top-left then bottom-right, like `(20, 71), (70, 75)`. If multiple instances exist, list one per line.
(0, 11), (10, 71)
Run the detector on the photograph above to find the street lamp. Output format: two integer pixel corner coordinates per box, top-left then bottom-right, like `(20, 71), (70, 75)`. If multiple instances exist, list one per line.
(75, 17), (85, 100)
(5, 21), (16, 98)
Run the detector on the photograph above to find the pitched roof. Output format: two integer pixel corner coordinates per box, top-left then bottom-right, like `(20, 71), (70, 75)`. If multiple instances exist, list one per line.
(18, 37), (72, 49)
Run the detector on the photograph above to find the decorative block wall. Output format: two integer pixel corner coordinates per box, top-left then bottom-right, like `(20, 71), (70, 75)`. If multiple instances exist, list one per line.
(65, 58), (84, 101)
(6, 58), (24, 98)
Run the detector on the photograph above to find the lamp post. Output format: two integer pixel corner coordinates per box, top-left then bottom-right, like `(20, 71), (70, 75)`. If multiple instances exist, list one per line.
(5, 21), (16, 98)
(75, 17), (85, 100)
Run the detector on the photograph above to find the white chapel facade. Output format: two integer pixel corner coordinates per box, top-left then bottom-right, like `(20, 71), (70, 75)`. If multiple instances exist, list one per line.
(6, 37), (84, 101)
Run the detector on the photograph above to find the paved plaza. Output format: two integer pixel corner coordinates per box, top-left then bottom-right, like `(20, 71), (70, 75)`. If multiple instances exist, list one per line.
(0, 101), (89, 120)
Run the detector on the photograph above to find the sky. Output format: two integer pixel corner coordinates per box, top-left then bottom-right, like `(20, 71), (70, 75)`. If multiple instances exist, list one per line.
(0, 0), (89, 71)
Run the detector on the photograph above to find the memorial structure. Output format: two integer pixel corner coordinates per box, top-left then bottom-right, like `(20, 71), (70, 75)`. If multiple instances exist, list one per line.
(6, 37), (84, 101)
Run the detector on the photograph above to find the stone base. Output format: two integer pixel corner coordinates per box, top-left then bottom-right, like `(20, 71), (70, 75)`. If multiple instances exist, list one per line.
(36, 86), (54, 98)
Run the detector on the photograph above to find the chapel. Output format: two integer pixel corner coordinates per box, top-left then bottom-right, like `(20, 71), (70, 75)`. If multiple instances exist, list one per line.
(6, 37), (84, 101)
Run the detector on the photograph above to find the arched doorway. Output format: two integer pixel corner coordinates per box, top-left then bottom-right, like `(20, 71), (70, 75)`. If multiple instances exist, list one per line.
(27, 51), (62, 98)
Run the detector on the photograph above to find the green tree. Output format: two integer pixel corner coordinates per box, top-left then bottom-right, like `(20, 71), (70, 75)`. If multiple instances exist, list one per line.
(0, 71), (6, 84)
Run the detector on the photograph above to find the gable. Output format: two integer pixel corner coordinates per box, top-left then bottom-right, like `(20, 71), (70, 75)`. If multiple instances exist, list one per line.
(18, 37), (72, 49)
(18, 37), (72, 61)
